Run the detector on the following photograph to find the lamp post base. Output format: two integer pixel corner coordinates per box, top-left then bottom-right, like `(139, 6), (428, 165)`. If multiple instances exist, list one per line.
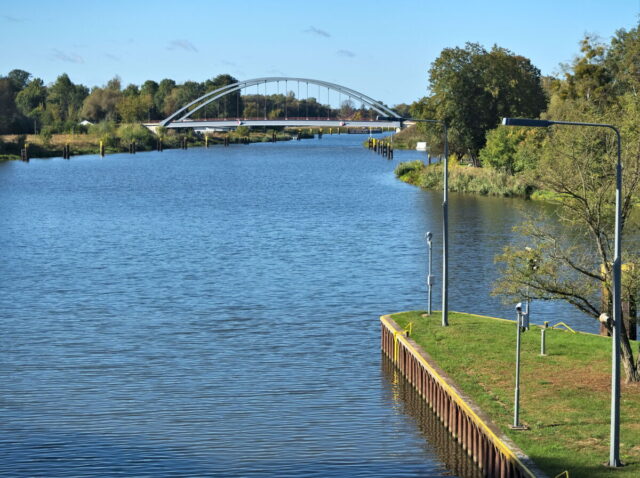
(509, 425), (529, 431)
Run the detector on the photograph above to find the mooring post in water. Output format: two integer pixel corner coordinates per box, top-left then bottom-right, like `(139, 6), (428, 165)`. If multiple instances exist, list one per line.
(99, 141), (105, 157)
(205, 135), (209, 148)
(21, 143), (29, 161)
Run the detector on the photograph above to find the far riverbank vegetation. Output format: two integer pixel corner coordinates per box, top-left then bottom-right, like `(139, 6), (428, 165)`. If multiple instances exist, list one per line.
(396, 20), (640, 383)
(392, 22), (639, 204)
(0, 71), (386, 160)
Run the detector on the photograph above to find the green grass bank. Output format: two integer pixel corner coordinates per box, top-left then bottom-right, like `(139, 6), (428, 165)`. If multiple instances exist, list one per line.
(394, 160), (535, 198)
(391, 311), (640, 478)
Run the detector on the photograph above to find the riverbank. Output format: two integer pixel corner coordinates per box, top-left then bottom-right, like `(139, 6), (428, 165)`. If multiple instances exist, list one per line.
(0, 130), (313, 160)
(0, 126), (388, 161)
(394, 160), (535, 198)
(389, 311), (640, 478)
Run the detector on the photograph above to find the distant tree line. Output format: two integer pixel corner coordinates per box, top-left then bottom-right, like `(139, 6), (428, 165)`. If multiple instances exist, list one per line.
(0, 71), (382, 136)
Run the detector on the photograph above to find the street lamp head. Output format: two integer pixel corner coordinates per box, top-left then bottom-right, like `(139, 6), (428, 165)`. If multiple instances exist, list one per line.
(502, 118), (553, 128)
(425, 231), (433, 242)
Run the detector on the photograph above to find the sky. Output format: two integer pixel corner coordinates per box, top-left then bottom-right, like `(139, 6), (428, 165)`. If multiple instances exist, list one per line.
(1, 0), (639, 107)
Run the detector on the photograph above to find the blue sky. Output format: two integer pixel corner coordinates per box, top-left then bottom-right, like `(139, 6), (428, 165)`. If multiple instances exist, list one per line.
(1, 0), (638, 106)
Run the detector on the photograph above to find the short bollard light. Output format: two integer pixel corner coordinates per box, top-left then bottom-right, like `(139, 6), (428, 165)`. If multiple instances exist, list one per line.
(541, 321), (549, 356)
(511, 302), (529, 430)
(425, 231), (434, 315)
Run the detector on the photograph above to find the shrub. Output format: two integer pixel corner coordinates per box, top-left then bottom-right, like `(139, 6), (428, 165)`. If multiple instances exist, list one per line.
(116, 123), (155, 148)
(394, 160), (424, 177)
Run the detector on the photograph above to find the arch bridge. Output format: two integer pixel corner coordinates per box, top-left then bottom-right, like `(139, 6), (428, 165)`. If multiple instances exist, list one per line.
(146, 77), (403, 131)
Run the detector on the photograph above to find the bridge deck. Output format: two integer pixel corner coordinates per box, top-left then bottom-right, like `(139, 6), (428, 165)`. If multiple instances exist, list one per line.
(145, 119), (402, 130)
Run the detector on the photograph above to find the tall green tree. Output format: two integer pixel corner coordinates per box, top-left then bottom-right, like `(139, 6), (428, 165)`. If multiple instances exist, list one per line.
(16, 78), (47, 118)
(494, 21), (640, 382)
(46, 73), (88, 126)
(7, 69), (31, 91)
(0, 77), (22, 133)
(154, 78), (176, 118)
(15, 78), (47, 132)
(204, 74), (241, 118)
(81, 76), (122, 122)
(413, 43), (546, 165)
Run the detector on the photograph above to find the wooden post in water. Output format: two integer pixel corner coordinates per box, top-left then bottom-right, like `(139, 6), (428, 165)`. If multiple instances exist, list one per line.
(20, 143), (29, 161)
(99, 141), (105, 157)
(205, 135), (209, 148)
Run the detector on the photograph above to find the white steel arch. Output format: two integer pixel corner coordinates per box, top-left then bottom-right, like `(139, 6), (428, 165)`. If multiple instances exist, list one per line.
(159, 77), (401, 127)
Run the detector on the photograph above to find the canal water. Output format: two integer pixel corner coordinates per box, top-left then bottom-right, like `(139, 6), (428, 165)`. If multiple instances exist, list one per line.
(0, 134), (591, 477)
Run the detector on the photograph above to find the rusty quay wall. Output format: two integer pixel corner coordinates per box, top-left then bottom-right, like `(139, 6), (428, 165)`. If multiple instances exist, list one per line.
(381, 315), (547, 478)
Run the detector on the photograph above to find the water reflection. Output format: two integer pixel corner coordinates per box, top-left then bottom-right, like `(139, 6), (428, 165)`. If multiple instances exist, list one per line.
(412, 189), (597, 332)
(381, 355), (483, 478)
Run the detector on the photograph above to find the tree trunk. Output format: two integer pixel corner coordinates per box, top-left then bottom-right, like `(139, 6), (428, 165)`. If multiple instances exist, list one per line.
(621, 333), (640, 382)
(602, 319), (640, 382)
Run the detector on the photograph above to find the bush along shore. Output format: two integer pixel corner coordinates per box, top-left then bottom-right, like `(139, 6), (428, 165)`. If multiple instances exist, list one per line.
(394, 160), (536, 198)
(390, 311), (640, 478)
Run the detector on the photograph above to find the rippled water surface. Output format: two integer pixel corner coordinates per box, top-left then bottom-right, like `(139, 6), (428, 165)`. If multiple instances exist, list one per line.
(0, 135), (592, 477)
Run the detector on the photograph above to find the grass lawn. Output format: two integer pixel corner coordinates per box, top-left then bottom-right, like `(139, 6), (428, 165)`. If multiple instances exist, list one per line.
(390, 311), (640, 478)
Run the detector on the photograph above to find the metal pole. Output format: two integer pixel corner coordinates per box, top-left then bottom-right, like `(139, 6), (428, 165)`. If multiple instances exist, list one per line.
(377, 115), (449, 325)
(442, 124), (449, 326)
(514, 309), (522, 428)
(610, 128), (622, 467)
(502, 117), (621, 451)
(427, 233), (433, 315)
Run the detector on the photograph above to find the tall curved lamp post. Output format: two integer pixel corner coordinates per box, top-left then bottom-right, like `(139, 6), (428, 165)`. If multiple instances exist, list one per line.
(380, 116), (449, 326)
(502, 117), (623, 468)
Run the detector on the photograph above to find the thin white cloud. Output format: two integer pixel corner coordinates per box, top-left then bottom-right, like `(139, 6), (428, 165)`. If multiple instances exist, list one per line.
(167, 39), (198, 52)
(104, 53), (121, 61)
(304, 26), (330, 38)
(337, 49), (356, 58)
(1, 15), (25, 22)
(51, 49), (84, 64)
